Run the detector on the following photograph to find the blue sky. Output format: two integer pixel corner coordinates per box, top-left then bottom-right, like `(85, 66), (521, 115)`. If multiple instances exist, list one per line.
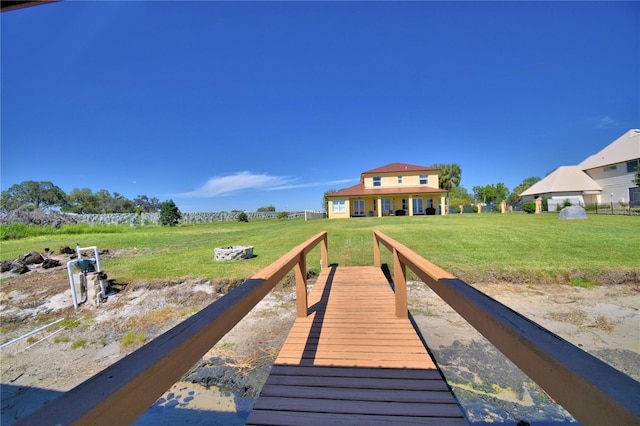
(2, 1), (638, 213)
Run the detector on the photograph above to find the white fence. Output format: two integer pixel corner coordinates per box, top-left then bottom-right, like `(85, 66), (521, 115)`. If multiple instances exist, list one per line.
(72, 210), (326, 226)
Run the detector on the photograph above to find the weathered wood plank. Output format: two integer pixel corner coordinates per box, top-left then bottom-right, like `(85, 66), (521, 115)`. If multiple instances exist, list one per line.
(246, 410), (468, 426)
(258, 384), (458, 403)
(252, 396), (464, 417)
(266, 365), (443, 380)
(263, 371), (452, 391)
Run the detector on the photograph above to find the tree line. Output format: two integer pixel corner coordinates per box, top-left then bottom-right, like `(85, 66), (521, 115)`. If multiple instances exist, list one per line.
(0, 180), (164, 214)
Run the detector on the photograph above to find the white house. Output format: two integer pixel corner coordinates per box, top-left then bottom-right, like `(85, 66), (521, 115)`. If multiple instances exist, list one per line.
(520, 129), (640, 210)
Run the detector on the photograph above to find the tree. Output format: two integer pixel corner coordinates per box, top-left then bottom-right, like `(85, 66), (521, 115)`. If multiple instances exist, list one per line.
(63, 188), (101, 213)
(134, 195), (162, 213)
(635, 169), (640, 186)
(257, 205), (276, 212)
(237, 212), (249, 222)
(159, 200), (182, 226)
(448, 186), (474, 207)
(508, 176), (541, 203)
(322, 189), (337, 212)
(432, 164), (462, 191)
(472, 183), (510, 204)
(0, 180), (67, 212)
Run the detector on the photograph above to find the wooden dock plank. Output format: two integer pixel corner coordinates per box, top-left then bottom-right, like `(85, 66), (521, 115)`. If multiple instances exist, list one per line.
(247, 266), (466, 424)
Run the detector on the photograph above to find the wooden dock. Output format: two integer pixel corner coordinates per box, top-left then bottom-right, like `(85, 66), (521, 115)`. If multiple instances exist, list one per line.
(246, 265), (466, 425)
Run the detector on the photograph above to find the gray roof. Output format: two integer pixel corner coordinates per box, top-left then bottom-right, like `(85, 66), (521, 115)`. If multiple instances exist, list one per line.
(519, 129), (639, 198)
(579, 129), (640, 170)
(520, 166), (602, 197)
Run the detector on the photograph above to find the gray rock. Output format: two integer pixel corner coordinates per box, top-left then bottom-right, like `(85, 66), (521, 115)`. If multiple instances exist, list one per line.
(559, 205), (587, 220)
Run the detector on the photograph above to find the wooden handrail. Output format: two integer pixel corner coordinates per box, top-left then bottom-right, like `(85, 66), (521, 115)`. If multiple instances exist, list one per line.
(373, 230), (640, 426)
(17, 232), (328, 426)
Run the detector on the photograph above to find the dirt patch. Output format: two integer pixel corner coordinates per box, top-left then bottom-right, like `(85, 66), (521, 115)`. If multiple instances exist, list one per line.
(408, 279), (640, 423)
(1, 260), (639, 425)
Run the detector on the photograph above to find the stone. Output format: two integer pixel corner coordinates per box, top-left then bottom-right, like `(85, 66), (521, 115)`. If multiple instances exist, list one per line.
(60, 246), (75, 254)
(42, 258), (62, 269)
(19, 251), (44, 265)
(559, 205), (588, 220)
(214, 246), (254, 261)
(1, 260), (13, 273)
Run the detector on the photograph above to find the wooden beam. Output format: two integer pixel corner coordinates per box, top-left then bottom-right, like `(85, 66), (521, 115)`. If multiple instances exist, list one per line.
(373, 230), (640, 425)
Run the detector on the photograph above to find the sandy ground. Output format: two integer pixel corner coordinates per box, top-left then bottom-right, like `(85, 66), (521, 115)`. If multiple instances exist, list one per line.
(1, 255), (639, 425)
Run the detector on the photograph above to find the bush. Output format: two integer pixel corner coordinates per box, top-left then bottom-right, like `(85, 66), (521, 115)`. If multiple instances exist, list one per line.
(471, 205), (478, 213)
(277, 211), (289, 220)
(159, 200), (181, 226)
(237, 212), (248, 222)
(522, 202), (536, 214)
(563, 199), (572, 207)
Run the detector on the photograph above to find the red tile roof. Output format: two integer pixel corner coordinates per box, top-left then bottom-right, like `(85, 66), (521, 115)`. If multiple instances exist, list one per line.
(362, 163), (440, 174)
(327, 183), (446, 198)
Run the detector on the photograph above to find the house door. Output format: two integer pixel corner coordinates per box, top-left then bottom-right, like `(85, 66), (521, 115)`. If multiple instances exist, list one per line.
(413, 198), (424, 215)
(353, 200), (365, 216)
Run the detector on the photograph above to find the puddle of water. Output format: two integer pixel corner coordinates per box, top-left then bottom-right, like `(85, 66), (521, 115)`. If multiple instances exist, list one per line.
(134, 381), (252, 425)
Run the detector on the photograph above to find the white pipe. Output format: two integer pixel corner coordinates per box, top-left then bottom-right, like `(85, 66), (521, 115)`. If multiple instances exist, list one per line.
(24, 326), (66, 351)
(77, 245), (101, 272)
(67, 260), (80, 309)
(0, 318), (64, 349)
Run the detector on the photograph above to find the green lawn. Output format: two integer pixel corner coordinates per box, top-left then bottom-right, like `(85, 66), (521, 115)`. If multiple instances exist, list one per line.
(1, 214), (638, 285)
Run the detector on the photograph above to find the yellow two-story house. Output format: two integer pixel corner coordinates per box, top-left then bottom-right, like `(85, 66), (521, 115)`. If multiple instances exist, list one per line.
(326, 162), (448, 219)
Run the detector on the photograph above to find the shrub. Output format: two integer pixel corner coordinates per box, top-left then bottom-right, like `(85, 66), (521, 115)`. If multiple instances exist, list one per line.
(237, 212), (248, 222)
(277, 211), (289, 220)
(471, 205), (478, 213)
(121, 331), (146, 348)
(159, 200), (181, 226)
(563, 199), (572, 207)
(542, 198), (549, 211)
(522, 202), (536, 214)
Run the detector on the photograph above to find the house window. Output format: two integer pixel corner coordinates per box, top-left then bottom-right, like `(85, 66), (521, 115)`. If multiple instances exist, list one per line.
(353, 200), (365, 216)
(373, 176), (381, 187)
(419, 174), (428, 185)
(628, 160), (639, 173)
(381, 198), (391, 212)
(398, 176), (403, 184)
(604, 165), (617, 171)
(427, 198), (433, 208)
(402, 198), (408, 210)
(332, 200), (345, 213)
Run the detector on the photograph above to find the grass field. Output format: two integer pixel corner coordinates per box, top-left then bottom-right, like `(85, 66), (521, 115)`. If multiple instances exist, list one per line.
(1, 214), (639, 285)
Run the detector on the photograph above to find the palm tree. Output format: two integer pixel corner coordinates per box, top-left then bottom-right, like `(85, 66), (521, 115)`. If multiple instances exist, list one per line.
(433, 164), (461, 191)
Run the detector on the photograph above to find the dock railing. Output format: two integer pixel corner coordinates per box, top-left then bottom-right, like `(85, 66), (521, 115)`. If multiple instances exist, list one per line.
(17, 232), (328, 426)
(373, 230), (640, 426)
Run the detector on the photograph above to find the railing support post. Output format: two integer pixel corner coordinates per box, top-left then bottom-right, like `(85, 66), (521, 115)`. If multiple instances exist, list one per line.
(392, 248), (407, 318)
(295, 253), (308, 317)
(373, 233), (381, 267)
(321, 235), (328, 269)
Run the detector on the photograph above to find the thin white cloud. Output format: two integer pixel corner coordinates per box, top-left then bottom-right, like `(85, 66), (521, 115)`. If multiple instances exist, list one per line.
(593, 115), (621, 129)
(269, 179), (355, 191)
(176, 173), (356, 198)
(178, 171), (295, 197)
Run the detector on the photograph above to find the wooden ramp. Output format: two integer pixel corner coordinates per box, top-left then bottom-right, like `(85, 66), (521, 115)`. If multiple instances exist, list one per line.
(246, 266), (466, 425)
